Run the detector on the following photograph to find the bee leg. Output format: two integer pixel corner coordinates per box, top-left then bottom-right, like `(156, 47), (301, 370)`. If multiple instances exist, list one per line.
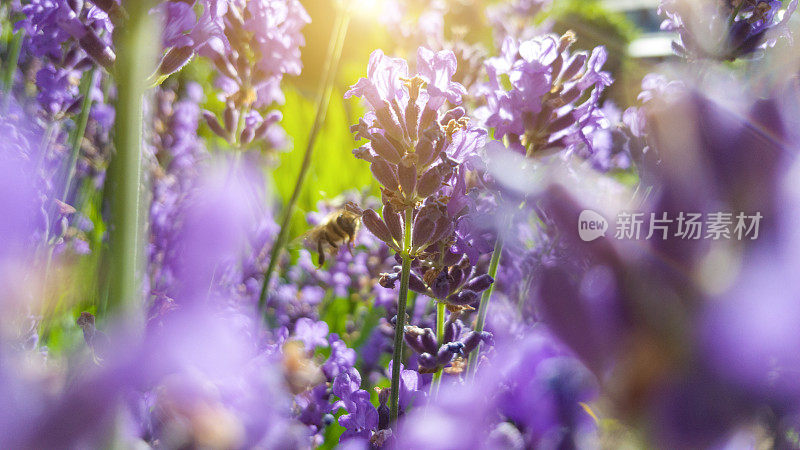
(325, 235), (339, 251)
(345, 234), (354, 255)
(317, 239), (326, 266)
(325, 234), (341, 259)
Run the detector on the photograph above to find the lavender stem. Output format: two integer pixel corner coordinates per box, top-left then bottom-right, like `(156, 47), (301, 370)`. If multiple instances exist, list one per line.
(107, 0), (157, 314)
(466, 235), (503, 378)
(61, 66), (98, 202)
(429, 301), (446, 397)
(390, 206), (414, 424)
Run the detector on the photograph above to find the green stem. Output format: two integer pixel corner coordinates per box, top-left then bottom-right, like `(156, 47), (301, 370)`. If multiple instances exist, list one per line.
(62, 66), (98, 202)
(258, 6), (350, 314)
(390, 207), (414, 424)
(107, 0), (157, 315)
(2, 29), (23, 109)
(429, 301), (446, 397)
(466, 235), (504, 377)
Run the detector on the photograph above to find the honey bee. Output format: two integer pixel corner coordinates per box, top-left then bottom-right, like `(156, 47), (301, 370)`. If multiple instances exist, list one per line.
(303, 203), (362, 266)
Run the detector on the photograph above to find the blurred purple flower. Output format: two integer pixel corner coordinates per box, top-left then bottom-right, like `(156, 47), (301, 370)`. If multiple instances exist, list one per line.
(293, 318), (329, 352)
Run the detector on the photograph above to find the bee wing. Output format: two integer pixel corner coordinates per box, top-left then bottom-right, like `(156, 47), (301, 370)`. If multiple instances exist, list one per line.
(294, 227), (320, 250)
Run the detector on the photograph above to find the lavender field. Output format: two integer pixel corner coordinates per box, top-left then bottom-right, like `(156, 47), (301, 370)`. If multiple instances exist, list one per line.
(1, 0), (800, 448)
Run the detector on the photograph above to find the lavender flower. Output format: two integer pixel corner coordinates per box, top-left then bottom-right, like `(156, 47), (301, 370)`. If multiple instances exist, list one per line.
(199, 0), (310, 150)
(346, 48), (488, 259)
(478, 31), (613, 157)
(403, 310), (493, 374)
(381, 254), (494, 308)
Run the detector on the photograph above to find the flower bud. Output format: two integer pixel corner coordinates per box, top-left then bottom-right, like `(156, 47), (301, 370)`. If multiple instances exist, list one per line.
(371, 160), (398, 190)
(415, 136), (436, 167)
(203, 111), (227, 138)
(377, 391), (390, 430)
(224, 102), (238, 135)
(240, 125), (255, 145)
(418, 107), (437, 131)
(157, 46), (194, 77)
(442, 248), (461, 266)
(383, 205), (403, 244)
(65, 96), (84, 115)
(411, 216), (436, 250)
(67, 0), (83, 12)
(409, 273), (427, 294)
(443, 320), (458, 344)
(378, 388), (390, 406)
(91, 0), (123, 22)
(212, 53), (238, 79)
(363, 209), (394, 246)
(430, 270), (451, 299)
(462, 331), (493, 354)
(375, 105), (405, 141)
(379, 272), (399, 289)
(436, 344), (457, 365)
(418, 353), (436, 370)
(254, 118), (276, 142)
(397, 162), (417, 197)
(550, 54), (564, 83)
(446, 341), (465, 356)
(446, 289), (478, 306)
(78, 30), (115, 70)
(559, 30), (577, 53)
(461, 331), (480, 354)
(428, 216), (453, 246)
(372, 134), (403, 165)
(464, 274), (494, 293)
(404, 333), (426, 354)
(417, 166), (443, 198)
(405, 101), (420, 142)
(353, 146), (374, 162)
(421, 328), (438, 354)
(63, 47), (82, 68)
(74, 57), (94, 71)
(448, 266), (464, 290)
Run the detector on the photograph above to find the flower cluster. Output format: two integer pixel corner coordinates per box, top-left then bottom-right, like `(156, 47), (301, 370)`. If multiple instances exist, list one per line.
(13, 0), (113, 117)
(147, 83), (207, 301)
(200, 0), (310, 150)
(346, 48), (495, 304)
(479, 31), (613, 157)
(16, 0), (115, 70)
(403, 311), (493, 374)
(658, 0), (798, 60)
(381, 254), (494, 307)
